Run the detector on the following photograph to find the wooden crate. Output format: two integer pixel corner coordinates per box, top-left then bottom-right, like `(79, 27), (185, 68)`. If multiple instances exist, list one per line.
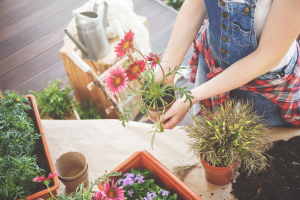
(60, 16), (151, 120)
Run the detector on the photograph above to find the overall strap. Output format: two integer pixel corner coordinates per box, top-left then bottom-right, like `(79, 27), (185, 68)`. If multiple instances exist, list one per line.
(244, 0), (257, 7)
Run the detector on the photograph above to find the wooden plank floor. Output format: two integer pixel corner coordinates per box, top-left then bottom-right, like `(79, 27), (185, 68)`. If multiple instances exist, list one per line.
(0, 0), (193, 95)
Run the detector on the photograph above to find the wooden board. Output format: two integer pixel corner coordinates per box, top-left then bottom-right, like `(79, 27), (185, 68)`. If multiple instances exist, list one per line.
(60, 16), (150, 120)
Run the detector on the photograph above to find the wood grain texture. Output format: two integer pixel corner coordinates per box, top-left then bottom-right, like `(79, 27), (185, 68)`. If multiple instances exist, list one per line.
(0, 0), (30, 15)
(0, 0), (87, 60)
(0, 0), (80, 44)
(0, 0), (54, 29)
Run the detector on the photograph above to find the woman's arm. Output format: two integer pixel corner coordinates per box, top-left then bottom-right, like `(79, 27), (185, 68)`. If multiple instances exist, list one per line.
(162, 0), (300, 129)
(157, 0), (207, 83)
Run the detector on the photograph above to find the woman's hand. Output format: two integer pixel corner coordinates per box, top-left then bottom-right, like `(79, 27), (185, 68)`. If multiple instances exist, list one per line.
(160, 97), (191, 130)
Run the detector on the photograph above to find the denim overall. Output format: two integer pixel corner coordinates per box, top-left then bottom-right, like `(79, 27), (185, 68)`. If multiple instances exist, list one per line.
(194, 0), (298, 126)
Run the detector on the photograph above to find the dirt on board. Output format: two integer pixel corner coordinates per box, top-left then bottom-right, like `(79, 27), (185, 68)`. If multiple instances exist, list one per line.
(231, 136), (300, 200)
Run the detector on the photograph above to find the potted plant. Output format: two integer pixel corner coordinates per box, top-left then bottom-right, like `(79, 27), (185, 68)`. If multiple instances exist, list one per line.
(30, 78), (79, 120)
(182, 99), (273, 185)
(0, 91), (59, 200)
(32, 170), (122, 200)
(105, 30), (193, 148)
(97, 150), (202, 200)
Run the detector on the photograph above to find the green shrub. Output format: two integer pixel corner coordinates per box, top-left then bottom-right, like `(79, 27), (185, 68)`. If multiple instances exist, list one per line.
(0, 91), (44, 199)
(75, 99), (104, 119)
(183, 99), (273, 175)
(30, 78), (74, 119)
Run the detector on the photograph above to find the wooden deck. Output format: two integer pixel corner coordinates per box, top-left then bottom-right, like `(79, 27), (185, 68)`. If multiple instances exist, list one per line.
(0, 0), (194, 124)
(0, 0), (193, 93)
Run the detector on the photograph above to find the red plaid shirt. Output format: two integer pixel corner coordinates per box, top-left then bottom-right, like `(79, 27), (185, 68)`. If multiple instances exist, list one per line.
(190, 23), (300, 127)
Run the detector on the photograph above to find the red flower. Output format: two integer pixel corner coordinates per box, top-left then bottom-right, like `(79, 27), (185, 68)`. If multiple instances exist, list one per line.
(125, 60), (146, 80)
(145, 53), (162, 69)
(114, 30), (135, 57)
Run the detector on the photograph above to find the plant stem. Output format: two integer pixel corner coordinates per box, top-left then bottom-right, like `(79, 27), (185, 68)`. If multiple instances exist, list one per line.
(47, 185), (58, 200)
(158, 63), (166, 85)
(128, 84), (143, 94)
(138, 73), (160, 94)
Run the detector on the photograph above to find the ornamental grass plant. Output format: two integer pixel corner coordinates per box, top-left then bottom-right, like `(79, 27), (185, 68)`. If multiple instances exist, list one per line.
(105, 30), (193, 148)
(183, 99), (273, 175)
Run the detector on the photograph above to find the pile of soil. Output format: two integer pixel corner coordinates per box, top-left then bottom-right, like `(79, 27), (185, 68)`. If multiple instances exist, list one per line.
(231, 136), (300, 200)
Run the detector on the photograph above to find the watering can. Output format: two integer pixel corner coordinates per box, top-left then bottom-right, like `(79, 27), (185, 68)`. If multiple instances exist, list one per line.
(65, 0), (110, 60)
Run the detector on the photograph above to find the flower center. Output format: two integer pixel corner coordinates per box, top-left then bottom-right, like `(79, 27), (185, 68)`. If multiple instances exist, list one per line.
(132, 65), (140, 73)
(153, 57), (159, 63)
(108, 189), (117, 198)
(123, 41), (130, 49)
(115, 76), (122, 85)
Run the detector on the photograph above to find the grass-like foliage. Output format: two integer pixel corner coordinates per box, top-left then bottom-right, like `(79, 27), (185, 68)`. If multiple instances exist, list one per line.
(30, 78), (74, 119)
(75, 99), (104, 119)
(182, 99), (273, 175)
(0, 91), (44, 199)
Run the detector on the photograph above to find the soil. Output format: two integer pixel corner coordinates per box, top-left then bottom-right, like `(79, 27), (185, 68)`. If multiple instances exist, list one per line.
(145, 87), (175, 108)
(231, 136), (300, 200)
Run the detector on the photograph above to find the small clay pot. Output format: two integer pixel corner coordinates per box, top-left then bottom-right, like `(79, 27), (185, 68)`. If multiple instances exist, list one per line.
(146, 100), (174, 123)
(200, 155), (238, 186)
(55, 152), (89, 191)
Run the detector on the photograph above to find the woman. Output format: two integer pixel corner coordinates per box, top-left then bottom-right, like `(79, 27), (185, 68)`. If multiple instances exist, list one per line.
(157, 0), (300, 129)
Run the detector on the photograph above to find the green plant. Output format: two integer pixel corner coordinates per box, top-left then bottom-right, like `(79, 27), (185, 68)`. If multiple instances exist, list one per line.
(39, 171), (122, 200)
(75, 99), (103, 119)
(183, 99), (273, 175)
(30, 78), (74, 119)
(0, 91), (45, 200)
(165, 0), (184, 11)
(108, 30), (193, 148)
(116, 168), (178, 200)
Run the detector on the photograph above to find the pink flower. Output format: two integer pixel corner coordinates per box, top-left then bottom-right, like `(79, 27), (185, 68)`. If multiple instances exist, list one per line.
(103, 180), (126, 200)
(33, 172), (58, 186)
(105, 65), (128, 96)
(114, 30), (135, 57)
(125, 60), (146, 81)
(32, 172), (58, 182)
(145, 53), (162, 69)
(92, 191), (107, 200)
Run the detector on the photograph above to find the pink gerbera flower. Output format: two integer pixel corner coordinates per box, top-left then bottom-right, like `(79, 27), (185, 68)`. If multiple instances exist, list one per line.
(33, 172), (58, 186)
(105, 65), (128, 96)
(103, 180), (126, 200)
(92, 191), (107, 200)
(114, 30), (135, 57)
(145, 52), (162, 69)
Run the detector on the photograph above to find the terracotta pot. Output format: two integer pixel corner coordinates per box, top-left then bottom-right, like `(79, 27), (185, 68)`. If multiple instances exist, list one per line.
(98, 150), (202, 200)
(200, 155), (238, 186)
(55, 151), (89, 192)
(20, 95), (60, 200)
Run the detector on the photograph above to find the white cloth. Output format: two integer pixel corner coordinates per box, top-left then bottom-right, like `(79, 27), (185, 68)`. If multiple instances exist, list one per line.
(64, 0), (151, 59)
(42, 120), (300, 199)
(226, 0), (296, 71)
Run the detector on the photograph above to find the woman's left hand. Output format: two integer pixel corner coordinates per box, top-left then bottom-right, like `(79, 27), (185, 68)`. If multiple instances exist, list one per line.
(161, 97), (191, 130)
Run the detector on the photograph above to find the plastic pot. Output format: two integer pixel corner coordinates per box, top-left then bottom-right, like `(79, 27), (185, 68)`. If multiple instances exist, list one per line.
(200, 155), (238, 186)
(55, 151), (89, 192)
(98, 150), (202, 200)
(21, 95), (60, 200)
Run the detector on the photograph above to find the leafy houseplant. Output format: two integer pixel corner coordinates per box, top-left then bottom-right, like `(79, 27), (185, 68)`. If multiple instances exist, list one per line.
(30, 78), (75, 119)
(105, 30), (193, 148)
(0, 91), (46, 199)
(182, 100), (273, 185)
(115, 168), (178, 200)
